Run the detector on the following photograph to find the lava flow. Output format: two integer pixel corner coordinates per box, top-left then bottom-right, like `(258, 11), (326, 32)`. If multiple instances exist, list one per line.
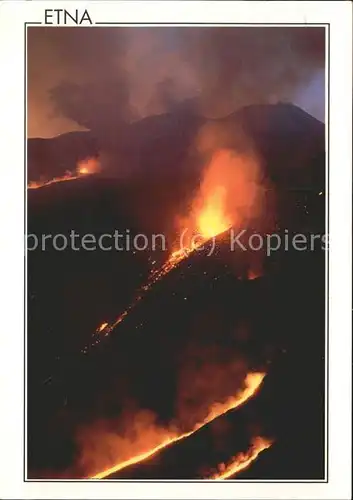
(90, 154), (235, 342)
(90, 229), (217, 340)
(95, 227), (220, 337)
(28, 171), (82, 189)
(28, 157), (100, 189)
(207, 436), (273, 480)
(90, 372), (265, 479)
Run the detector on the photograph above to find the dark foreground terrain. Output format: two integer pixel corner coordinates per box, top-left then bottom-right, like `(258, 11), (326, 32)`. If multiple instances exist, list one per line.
(27, 103), (326, 479)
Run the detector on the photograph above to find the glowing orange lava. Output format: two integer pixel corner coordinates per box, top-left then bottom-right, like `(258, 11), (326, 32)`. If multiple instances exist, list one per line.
(207, 436), (273, 479)
(85, 149), (262, 347)
(90, 372), (265, 479)
(196, 186), (231, 239)
(28, 157), (100, 190)
(77, 157), (101, 175)
(247, 269), (261, 281)
(89, 188), (232, 346)
(97, 322), (108, 333)
(28, 172), (81, 189)
(149, 180), (233, 284)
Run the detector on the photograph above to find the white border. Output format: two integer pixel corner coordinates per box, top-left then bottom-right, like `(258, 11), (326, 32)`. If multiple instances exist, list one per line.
(0, 1), (351, 499)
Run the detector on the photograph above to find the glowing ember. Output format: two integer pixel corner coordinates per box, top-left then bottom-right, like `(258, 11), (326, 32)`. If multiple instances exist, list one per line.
(207, 436), (273, 479)
(90, 372), (265, 479)
(247, 269), (261, 281)
(97, 322), (108, 333)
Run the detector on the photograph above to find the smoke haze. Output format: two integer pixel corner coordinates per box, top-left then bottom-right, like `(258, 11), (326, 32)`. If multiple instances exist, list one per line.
(27, 27), (325, 138)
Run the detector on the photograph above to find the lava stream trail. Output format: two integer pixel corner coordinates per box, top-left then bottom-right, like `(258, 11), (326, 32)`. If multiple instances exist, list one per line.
(28, 172), (84, 189)
(90, 372), (265, 479)
(98, 246), (198, 335)
(89, 232), (229, 346)
(206, 436), (272, 479)
(28, 158), (99, 190)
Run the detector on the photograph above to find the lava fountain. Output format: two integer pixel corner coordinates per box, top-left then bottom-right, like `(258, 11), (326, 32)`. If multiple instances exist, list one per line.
(90, 149), (263, 343)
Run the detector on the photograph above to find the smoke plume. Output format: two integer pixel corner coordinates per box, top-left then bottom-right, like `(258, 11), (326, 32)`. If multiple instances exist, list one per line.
(27, 27), (325, 138)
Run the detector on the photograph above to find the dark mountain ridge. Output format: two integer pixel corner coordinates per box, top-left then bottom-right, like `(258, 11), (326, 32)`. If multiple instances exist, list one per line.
(28, 103), (324, 188)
